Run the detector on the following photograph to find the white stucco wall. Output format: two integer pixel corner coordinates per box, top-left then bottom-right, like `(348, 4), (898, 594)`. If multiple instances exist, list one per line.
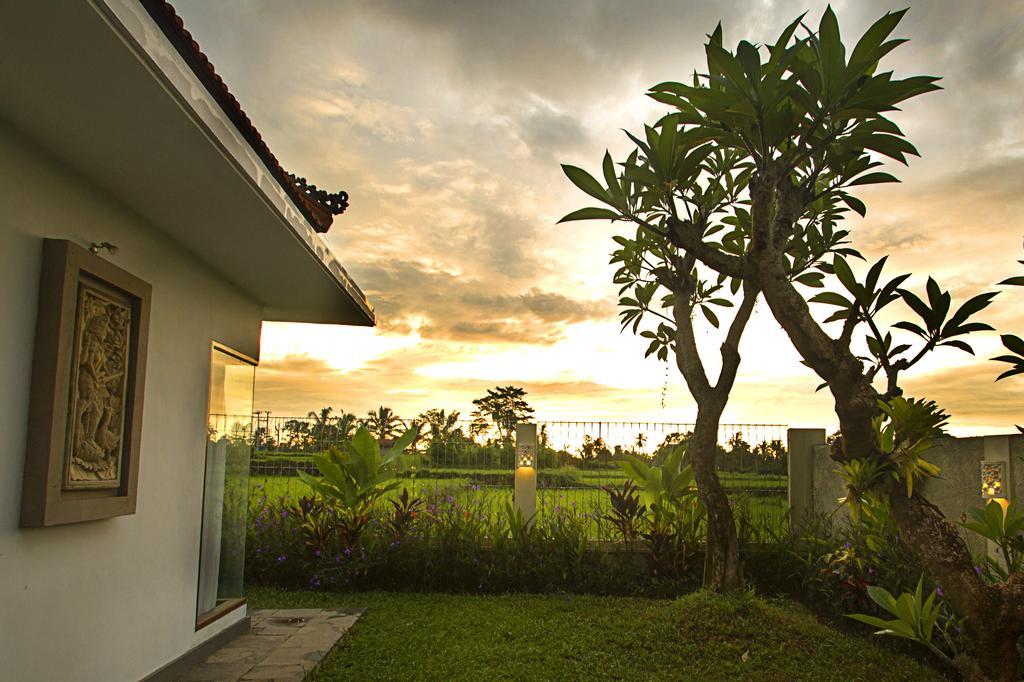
(0, 120), (263, 681)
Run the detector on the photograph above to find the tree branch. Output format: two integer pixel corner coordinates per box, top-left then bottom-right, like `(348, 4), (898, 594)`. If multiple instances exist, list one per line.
(671, 264), (713, 400)
(714, 282), (759, 395)
(667, 217), (746, 278)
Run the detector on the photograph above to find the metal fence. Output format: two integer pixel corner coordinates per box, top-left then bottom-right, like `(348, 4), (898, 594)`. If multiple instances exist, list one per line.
(247, 415), (789, 532)
(534, 420), (788, 516)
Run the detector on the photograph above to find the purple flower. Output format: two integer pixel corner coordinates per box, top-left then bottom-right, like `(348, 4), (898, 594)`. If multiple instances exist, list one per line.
(344, 547), (352, 557)
(448, 495), (455, 504)
(335, 555), (341, 563)
(471, 484), (480, 492)
(843, 541), (851, 549)
(276, 554), (287, 563)
(974, 566), (982, 575)
(936, 586), (944, 597)
(314, 549), (321, 558)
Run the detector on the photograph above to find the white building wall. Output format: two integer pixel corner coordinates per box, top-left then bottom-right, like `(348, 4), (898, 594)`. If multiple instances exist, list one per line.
(0, 119), (263, 681)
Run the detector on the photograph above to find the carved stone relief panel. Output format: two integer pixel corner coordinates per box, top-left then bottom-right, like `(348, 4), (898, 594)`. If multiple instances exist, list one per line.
(21, 239), (151, 527)
(63, 281), (133, 489)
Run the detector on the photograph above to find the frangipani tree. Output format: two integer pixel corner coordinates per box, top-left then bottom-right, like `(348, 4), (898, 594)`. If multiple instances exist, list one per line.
(563, 132), (763, 590)
(562, 8), (1021, 679)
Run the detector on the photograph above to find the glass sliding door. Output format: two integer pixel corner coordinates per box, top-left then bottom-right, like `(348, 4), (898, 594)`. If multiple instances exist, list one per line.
(196, 344), (255, 626)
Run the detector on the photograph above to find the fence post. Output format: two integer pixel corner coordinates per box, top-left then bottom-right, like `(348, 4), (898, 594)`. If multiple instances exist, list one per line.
(787, 428), (826, 532)
(514, 423), (538, 526)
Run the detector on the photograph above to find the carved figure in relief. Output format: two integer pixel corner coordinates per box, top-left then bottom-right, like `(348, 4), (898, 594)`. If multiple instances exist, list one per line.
(66, 288), (131, 486)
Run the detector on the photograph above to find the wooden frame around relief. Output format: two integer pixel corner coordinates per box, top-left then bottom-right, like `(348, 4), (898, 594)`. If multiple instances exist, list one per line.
(21, 239), (151, 527)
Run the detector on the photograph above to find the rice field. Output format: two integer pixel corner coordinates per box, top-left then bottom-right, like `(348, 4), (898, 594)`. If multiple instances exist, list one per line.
(248, 466), (790, 539)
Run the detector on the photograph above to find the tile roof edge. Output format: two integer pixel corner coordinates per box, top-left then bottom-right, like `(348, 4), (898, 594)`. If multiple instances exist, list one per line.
(137, 0), (347, 234)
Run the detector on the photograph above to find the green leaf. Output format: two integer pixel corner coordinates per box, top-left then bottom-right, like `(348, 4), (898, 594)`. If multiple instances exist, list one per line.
(847, 172), (900, 187)
(810, 292), (852, 308)
(385, 424), (421, 463)
(602, 151), (619, 196)
(940, 339), (974, 354)
(736, 40), (762, 87)
(561, 164), (613, 206)
(795, 272), (825, 287)
(832, 256), (859, 296)
(558, 207), (621, 223)
(1002, 334), (1024, 355)
(841, 194), (867, 217)
(861, 134), (919, 164)
(817, 6), (845, 102)
(701, 305), (720, 328)
(847, 10), (907, 78)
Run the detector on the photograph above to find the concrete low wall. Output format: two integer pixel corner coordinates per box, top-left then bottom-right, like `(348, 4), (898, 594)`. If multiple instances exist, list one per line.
(789, 429), (1022, 554)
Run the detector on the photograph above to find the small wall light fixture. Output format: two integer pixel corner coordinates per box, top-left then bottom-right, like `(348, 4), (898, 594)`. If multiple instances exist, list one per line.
(517, 444), (535, 469)
(981, 461), (1006, 499)
(89, 241), (118, 255)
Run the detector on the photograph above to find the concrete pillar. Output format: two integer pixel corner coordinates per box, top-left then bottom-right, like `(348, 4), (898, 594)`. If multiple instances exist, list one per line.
(514, 423), (537, 526)
(982, 435), (1012, 562)
(787, 428), (826, 532)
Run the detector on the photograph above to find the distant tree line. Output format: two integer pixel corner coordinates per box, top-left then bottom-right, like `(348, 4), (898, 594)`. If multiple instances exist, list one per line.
(251, 386), (786, 475)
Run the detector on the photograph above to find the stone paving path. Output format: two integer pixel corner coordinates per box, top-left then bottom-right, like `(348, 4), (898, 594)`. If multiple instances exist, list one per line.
(175, 608), (363, 682)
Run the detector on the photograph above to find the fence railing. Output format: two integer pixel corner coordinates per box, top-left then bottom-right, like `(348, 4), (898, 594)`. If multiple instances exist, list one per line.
(246, 415), (790, 536)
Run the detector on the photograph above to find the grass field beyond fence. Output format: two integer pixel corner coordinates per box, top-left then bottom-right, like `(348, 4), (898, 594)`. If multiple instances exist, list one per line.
(248, 419), (791, 540)
(249, 468), (789, 540)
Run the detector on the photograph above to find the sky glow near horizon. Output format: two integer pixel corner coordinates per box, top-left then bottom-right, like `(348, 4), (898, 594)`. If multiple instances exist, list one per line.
(174, 0), (1024, 435)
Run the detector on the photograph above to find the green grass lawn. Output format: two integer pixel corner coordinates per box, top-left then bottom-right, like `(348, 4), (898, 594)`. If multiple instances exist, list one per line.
(247, 587), (943, 681)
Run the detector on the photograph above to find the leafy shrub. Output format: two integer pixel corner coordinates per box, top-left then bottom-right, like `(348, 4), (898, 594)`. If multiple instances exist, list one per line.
(246, 485), (701, 596)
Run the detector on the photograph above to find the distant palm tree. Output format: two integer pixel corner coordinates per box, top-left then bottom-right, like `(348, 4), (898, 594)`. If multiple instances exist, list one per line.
(420, 408), (462, 445)
(307, 406), (334, 449)
(364, 406), (404, 441)
(634, 432), (647, 452)
(335, 411), (359, 442)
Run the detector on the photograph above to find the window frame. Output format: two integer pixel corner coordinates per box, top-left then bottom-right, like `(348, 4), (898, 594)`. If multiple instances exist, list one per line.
(194, 341), (257, 630)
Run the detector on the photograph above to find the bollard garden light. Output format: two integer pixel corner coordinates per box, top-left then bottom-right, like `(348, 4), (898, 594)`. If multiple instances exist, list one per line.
(514, 424), (538, 525)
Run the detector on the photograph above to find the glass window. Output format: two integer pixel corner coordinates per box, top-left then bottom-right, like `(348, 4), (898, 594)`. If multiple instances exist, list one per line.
(196, 344), (255, 624)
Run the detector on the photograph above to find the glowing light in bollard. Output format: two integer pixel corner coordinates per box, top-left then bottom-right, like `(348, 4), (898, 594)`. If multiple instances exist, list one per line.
(514, 424), (538, 525)
(981, 461), (1006, 500)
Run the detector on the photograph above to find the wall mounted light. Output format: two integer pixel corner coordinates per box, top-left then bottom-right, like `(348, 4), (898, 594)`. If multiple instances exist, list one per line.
(89, 241), (118, 255)
(981, 461), (1006, 500)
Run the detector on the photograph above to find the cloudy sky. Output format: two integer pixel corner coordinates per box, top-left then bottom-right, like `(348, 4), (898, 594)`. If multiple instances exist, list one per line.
(174, 0), (1024, 434)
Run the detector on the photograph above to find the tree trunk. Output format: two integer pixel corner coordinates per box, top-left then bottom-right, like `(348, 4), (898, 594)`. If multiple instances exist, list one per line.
(888, 490), (1022, 681)
(751, 241), (1023, 679)
(691, 412), (743, 591)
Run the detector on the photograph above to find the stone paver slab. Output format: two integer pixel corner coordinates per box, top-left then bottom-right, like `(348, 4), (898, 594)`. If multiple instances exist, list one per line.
(240, 663), (307, 681)
(172, 608), (362, 682)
